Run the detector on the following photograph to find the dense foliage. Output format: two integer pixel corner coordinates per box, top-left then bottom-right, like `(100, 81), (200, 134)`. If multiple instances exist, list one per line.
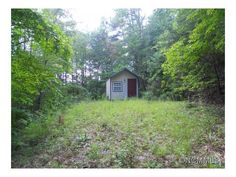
(12, 9), (225, 162)
(163, 10), (225, 102)
(11, 9), (74, 149)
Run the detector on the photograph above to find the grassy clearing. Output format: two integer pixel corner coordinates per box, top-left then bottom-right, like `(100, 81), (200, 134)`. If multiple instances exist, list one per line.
(12, 100), (224, 168)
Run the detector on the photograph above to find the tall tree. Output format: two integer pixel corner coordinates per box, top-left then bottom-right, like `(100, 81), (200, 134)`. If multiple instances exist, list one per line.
(12, 9), (73, 112)
(109, 9), (148, 89)
(145, 9), (177, 98)
(163, 9), (225, 102)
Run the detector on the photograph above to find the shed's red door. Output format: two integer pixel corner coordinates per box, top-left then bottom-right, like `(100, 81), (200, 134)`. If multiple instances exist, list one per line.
(128, 79), (137, 97)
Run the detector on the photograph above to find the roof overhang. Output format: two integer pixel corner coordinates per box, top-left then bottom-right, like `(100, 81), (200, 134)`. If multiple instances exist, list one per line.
(108, 68), (140, 88)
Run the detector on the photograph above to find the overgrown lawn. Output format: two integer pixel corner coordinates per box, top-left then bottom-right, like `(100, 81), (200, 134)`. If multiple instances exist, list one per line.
(12, 100), (224, 168)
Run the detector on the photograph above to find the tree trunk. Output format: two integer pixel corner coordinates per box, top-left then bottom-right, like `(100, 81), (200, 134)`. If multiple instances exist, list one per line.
(33, 91), (44, 111)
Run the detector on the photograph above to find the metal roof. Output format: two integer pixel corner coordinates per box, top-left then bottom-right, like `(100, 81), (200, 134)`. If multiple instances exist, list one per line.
(108, 68), (140, 87)
(109, 68), (139, 79)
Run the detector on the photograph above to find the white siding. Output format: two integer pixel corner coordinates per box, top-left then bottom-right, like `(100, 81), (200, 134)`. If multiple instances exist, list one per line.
(106, 79), (110, 99)
(110, 71), (137, 100)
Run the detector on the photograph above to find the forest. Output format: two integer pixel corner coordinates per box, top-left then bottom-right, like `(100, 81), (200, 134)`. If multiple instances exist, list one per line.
(12, 9), (225, 168)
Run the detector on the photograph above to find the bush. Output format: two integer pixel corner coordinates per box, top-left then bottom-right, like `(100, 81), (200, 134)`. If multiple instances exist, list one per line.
(63, 83), (90, 102)
(24, 121), (49, 144)
(12, 81), (90, 151)
(159, 92), (173, 100)
(141, 91), (157, 100)
(85, 79), (105, 100)
(11, 107), (40, 150)
(12, 108), (31, 129)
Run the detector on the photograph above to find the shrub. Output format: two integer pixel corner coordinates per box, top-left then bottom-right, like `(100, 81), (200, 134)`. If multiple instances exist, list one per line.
(63, 83), (90, 102)
(24, 121), (49, 144)
(141, 91), (156, 100)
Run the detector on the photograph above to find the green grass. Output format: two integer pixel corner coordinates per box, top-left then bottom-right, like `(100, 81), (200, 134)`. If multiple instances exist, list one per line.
(12, 100), (225, 168)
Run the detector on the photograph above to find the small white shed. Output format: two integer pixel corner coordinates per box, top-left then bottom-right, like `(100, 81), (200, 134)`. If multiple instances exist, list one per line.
(106, 68), (139, 100)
